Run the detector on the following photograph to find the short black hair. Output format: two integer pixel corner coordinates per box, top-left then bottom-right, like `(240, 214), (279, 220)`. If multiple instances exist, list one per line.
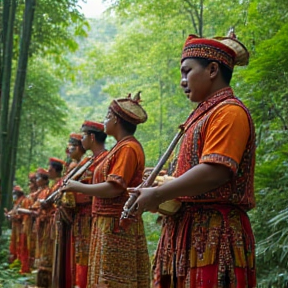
(41, 174), (49, 181)
(87, 130), (107, 144)
(51, 163), (63, 173)
(195, 58), (233, 85)
(119, 118), (137, 134)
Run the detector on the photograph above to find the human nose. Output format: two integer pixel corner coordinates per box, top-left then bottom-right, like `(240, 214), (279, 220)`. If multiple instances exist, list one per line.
(180, 77), (188, 88)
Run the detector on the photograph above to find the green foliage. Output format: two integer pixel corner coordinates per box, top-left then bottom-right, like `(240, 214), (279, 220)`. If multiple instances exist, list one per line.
(142, 212), (161, 257)
(0, 230), (34, 287)
(14, 57), (70, 189)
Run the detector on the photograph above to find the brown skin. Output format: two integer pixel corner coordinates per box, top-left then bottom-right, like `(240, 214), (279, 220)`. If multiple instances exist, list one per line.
(132, 58), (232, 215)
(63, 111), (127, 198)
(48, 165), (62, 180)
(28, 178), (38, 193)
(69, 143), (85, 162)
(36, 175), (49, 188)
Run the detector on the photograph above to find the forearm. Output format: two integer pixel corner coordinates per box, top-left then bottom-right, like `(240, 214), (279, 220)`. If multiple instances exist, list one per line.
(155, 163), (231, 202)
(74, 181), (124, 198)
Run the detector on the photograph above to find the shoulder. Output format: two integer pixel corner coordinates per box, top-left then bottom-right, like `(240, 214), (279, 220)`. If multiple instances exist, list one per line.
(209, 101), (250, 124)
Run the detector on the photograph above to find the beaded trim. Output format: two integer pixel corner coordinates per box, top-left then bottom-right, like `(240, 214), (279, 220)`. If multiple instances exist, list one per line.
(182, 44), (234, 70)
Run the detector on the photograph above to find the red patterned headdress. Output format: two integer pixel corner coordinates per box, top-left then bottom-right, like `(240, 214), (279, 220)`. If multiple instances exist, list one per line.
(181, 29), (249, 70)
(109, 91), (148, 125)
(13, 185), (24, 194)
(49, 157), (65, 166)
(36, 167), (49, 176)
(69, 132), (82, 146)
(81, 120), (104, 133)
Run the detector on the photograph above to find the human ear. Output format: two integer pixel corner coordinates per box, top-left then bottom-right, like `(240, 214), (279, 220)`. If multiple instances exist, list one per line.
(209, 62), (219, 79)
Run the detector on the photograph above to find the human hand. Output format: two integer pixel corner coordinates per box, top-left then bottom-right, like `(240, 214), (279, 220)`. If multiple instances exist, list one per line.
(128, 187), (161, 216)
(61, 180), (80, 192)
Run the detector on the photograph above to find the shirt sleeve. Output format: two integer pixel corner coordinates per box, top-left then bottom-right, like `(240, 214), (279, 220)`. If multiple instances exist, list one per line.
(199, 104), (250, 174)
(106, 145), (139, 189)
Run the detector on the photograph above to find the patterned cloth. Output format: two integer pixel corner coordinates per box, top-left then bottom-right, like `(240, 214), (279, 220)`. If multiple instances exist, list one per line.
(153, 87), (256, 288)
(72, 152), (108, 288)
(87, 136), (150, 288)
(8, 195), (26, 263)
(19, 193), (38, 273)
(34, 179), (62, 288)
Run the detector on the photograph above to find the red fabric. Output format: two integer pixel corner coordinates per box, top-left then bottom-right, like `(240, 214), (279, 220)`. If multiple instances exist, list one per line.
(76, 264), (88, 288)
(19, 233), (30, 273)
(65, 228), (73, 288)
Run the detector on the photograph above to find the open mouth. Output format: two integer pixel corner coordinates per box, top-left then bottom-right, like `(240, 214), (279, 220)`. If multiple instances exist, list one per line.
(184, 88), (191, 98)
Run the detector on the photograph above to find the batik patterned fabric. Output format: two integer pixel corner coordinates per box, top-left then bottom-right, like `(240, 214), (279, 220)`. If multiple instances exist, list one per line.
(72, 151), (108, 288)
(9, 195), (26, 263)
(19, 194), (36, 273)
(34, 179), (62, 287)
(87, 136), (150, 288)
(153, 87), (256, 288)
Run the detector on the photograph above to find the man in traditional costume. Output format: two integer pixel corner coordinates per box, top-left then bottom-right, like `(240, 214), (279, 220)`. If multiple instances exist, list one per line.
(64, 93), (150, 288)
(17, 173), (40, 273)
(5, 186), (26, 264)
(52, 129), (107, 288)
(35, 158), (64, 287)
(133, 32), (256, 288)
(69, 121), (108, 288)
(53, 133), (85, 288)
(52, 133), (86, 288)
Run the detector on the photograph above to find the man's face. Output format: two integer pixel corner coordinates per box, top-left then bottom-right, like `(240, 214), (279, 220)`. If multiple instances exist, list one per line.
(180, 58), (213, 103)
(29, 178), (36, 189)
(68, 143), (78, 159)
(104, 109), (116, 135)
(81, 132), (92, 151)
(36, 174), (46, 187)
(48, 165), (57, 180)
(12, 192), (22, 201)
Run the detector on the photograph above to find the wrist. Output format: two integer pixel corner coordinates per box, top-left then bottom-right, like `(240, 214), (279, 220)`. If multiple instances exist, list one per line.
(154, 186), (167, 205)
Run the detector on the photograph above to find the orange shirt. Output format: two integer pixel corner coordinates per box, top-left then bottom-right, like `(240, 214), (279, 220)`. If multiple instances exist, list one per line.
(200, 104), (250, 173)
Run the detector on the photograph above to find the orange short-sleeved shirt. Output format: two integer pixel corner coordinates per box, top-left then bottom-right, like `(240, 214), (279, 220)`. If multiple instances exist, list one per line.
(200, 104), (250, 173)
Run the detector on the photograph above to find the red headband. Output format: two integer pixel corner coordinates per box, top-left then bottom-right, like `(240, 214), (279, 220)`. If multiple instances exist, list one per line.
(181, 35), (236, 70)
(49, 157), (65, 166)
(81, 120), (104, 132)
(36, 167), (49, 176)
(13, 185), (24, 193)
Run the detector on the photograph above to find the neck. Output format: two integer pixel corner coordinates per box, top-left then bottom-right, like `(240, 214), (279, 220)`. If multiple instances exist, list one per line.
(203, 84), (230, 102)
(114, 130), (133, 142)
(91, 143), (106, 157)
(73, 153), (84, 162)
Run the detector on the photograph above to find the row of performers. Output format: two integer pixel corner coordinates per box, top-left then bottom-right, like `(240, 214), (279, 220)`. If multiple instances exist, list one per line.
(5, 33), (258, 288)
(5, 93), (152, 288)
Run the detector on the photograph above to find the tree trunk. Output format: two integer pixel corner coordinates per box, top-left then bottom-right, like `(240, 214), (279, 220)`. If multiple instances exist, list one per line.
(5, 0), (36, 218)
(0, 0), (17, 235)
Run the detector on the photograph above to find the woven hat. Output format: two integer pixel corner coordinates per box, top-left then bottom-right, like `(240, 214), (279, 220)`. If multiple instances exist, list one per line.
(214, 28), (249, 67)
(81, 121), (104, 133)
(109, 91), (148, 125)
(181, 29), (249, 70)
(69, 132), (82, 146)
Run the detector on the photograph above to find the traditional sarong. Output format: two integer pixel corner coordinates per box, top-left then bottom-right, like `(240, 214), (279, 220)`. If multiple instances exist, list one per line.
(8, 195), (26, 264)
(87, 136), (150, 288)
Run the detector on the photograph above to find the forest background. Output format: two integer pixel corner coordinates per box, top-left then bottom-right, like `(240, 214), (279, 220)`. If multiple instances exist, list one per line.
(0, 0), (288, 287)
